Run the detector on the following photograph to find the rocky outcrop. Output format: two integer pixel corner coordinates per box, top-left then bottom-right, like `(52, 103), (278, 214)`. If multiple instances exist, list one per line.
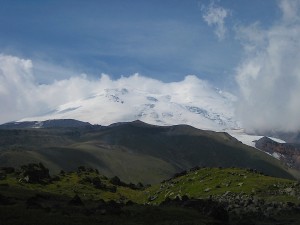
(255, 137), (300, 169)
(213, 192), (296, 218)
(20, 163), (51, 184)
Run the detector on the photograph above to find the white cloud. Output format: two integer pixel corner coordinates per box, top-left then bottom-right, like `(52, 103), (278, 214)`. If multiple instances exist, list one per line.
(0, 54), (236, 127)
(0, 55), (36, 122)
(235, 0), (300, 133)
(0, 54), (99, 123)
(202, 1), (230, 40)
(279, 0), (300, 22)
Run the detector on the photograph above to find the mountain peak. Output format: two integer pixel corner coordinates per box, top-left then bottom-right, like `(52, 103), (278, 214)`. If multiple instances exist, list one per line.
(18, 86), (239, 131)
(108, 120), (157, 129)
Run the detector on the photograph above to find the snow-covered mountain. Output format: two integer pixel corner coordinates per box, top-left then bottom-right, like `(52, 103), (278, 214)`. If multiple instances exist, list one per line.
(18, 75), (285, 148)
(20, 85), (238, 131)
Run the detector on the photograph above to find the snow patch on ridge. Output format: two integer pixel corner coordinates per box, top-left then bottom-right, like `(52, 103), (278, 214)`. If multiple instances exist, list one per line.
(228, 129), (285, 146)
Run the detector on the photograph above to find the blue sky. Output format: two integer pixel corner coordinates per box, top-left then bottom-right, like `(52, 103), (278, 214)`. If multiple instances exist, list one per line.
(0, 0), (279, 86)
(2, 0), (300, 132)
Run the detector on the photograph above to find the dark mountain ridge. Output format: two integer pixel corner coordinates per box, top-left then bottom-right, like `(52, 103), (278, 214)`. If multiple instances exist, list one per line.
(0, 119), (298, 183)
(0, 119), (91, 129)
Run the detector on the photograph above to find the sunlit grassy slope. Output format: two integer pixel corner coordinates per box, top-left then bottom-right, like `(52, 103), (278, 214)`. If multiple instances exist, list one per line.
(1, 167), (300, 225)
(146, 167), (300, 204)
(1, 167), (299, 205)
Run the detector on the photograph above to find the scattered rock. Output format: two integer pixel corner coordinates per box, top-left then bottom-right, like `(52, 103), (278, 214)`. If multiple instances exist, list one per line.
(148, 195), (158, 201)
(285, 187), (293, 193)
(204, 188), (211, 192)
(237, 182), (244, 187)
(223, 191), (231, 197)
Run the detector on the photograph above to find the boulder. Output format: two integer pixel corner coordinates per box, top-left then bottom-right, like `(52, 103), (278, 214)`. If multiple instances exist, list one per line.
(92, 177), (102, 189)
(20, 163), (50, 184)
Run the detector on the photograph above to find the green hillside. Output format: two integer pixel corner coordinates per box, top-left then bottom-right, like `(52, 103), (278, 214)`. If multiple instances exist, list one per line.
(0, 121), (298, 184)
(0, 165), (300, 225)
(147, 167), (300, 204)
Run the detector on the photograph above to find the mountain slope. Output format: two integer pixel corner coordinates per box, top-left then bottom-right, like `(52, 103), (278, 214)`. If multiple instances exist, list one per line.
(0, 121), (297, 183)
(19, 77), (239, 131)
(1, 166), (300, 225)
(16, 82), (288, 150)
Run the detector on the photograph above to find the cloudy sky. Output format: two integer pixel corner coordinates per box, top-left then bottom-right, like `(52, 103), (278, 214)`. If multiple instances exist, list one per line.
(1, 0), (300, 133)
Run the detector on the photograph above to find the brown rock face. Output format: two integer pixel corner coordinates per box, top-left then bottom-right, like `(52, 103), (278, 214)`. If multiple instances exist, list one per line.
(255, 137), (300, 169)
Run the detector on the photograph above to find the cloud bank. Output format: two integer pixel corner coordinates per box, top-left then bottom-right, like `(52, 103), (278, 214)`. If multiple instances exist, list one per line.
(235, 0), (300, 133)
(202, 1), (230, 40)
(0, 54), (103, 123)
(0, 54), (235, 126)
(2, 0), (300, 134)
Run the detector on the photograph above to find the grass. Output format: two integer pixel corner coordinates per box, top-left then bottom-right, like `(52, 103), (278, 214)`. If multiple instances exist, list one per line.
(1, 166), (300, 225)
(145, 167), (300, 204)
(0, 170), (144, 203)
(1, 167), (299, 205)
